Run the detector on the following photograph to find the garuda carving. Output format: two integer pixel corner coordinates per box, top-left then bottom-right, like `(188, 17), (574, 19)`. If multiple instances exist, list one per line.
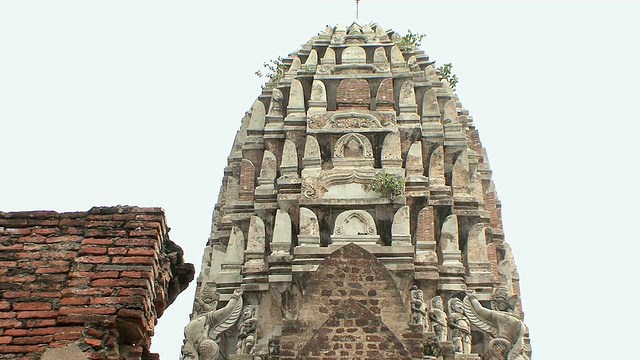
(463, 288), (529, 360)
(182, 288), (243, 360)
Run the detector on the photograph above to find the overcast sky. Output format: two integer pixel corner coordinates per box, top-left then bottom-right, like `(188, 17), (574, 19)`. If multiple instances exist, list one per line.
(2, 1), (639, 359)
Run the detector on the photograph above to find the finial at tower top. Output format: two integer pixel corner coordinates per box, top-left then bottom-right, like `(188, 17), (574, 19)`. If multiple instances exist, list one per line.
(356, 0), (360, 20)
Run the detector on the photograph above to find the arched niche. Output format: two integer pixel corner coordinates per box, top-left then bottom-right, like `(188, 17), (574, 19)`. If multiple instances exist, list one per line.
(336, 78), (370, 109)
(331, 210), (379, 244)
(375, 78), (394, 111)
(332, 133), (374, 168)
(341, 46), (366, 64)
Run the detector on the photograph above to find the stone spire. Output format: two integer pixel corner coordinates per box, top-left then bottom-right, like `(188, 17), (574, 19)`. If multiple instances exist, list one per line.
(183, 23), (531, 360)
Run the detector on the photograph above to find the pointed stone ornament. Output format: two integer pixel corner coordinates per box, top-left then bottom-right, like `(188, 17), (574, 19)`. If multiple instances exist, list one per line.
(381, 132), (402, 168)
(391, 206), (411, 245)
(215, 226), (245, 292)
(439, 214), (466, 291)
(398, 80), (419, 124)
(373, 47), (388, 64)
(428, 146), (446, 186)
(302, 135), (322, 173)
(414, 206), (439, 280)
(321, 47), (336, 65)
(465, 223), (494, 285)
(304, 49), (318, 67)
(390, 45), (406, 69)
(255, 150), (278, 202)
(297, 207), (320, 246)
(405, 141), (425, 177)
(425, 64), (440, 83)
(271, 209), (292, 255)
(286, 79), (306, 121)
(331, 23), (347, 45)
(239, 159), (256, 201)
(278, 139), (300, 181)
(308, 80), (327, 113)
(244, 216), (268, 287)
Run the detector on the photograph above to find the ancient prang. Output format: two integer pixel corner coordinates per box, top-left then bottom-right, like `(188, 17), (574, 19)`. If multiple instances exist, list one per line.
(183, 23), (531, 360)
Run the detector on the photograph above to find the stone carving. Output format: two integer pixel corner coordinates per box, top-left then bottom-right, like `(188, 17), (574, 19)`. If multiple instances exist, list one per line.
(244, 216), (266, 274)
(447, 298), (472, 354)
(300, 177), (328, 199)
(193, 286), (219, 318)
(425, 64), (439, 83)
(333, 133), (373, 159)
(463, 288), (529, 360)
(236, 305), (257, 355)
(331, 210), (379, 244)
(409, 285), (428, 329)
(307, 110), (396, 131)
(182, 288), (243, 360)
(428, 295), (448, 342)
(408, 55), (420, 72)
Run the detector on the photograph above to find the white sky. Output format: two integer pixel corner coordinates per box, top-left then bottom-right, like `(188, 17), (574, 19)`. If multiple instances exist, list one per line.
(1, 1), (639, 359)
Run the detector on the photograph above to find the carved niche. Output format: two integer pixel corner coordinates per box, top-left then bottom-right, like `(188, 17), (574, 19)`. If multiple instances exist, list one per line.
(331, 210), (379, 245)
(332, 133), (374, 168)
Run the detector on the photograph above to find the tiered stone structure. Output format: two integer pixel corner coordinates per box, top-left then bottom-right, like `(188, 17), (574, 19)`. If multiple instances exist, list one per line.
(185, 23), (530, 360)
(0, 206), (194, 360)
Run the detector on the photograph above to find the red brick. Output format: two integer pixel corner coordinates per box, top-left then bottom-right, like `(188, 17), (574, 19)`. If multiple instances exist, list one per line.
(91, 278), (149, 288)
(35, 266), (70, 274)
(0, 311), (17, 319)
(11, 335), (52, 345)
(1, 344), (46, 353)
(107, 247), (127, 255)
(30, 292), (61, 299)
(2, 291), (31, 299)
(45, 235), (83, 243)
(80, 246), (108, 255)
(4, 329), (27, 336)
(58, 307), (116, 316)
(111, 256), (154, 265)
(0, 319), (23, 328)
(81, 238), (114, 246)
(0, 336), (12, 344)
(2, 228), (32, 235)
(56, 314), (116, 326)
(52, 330), (83, 341)
(115, 239), (156, 247)
(92, 271), (119, 279)
(0, 244), (22, 251)
(76, 256), (110, 264)
(16, 311), (58, 319)
(0, 301), (10, 310)
(12, 302), (52, 311)
(22, 318), (56, 328)
(60, 297), (90, 306)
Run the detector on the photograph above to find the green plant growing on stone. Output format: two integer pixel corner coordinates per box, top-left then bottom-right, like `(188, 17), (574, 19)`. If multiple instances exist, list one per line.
(397, 30), (426, 52)
(370, 172), (404, 200)
(255, 56), (287, 87)
(436, 63), (459, 90)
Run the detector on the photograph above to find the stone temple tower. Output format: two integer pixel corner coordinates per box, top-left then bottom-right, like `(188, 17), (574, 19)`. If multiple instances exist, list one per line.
(181, 23), (530, 360)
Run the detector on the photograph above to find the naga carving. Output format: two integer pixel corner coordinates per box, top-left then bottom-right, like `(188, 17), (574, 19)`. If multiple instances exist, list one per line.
(463, 288), (529, 360)
(182, 288), (243, 360)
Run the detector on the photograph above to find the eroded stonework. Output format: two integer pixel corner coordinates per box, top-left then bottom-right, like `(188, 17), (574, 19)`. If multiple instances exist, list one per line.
(184, 22), (531, 360)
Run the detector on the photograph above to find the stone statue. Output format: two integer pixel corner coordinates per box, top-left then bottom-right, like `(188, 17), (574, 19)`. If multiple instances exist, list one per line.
(428, 295), (448, 342)
(236, 305), (257, 355)
(193, 287), (219, 318)
(463, 288), (529, 360)
(182, 288), (244, 360)
(447, 298), (471, 354)
(409, 285), (428, 330)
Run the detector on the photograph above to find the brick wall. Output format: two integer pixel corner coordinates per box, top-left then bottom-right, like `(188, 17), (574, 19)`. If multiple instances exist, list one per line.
(281, 244), (422, 360)
(0, 206), (195, 360)
(336, 79), (370, 109)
